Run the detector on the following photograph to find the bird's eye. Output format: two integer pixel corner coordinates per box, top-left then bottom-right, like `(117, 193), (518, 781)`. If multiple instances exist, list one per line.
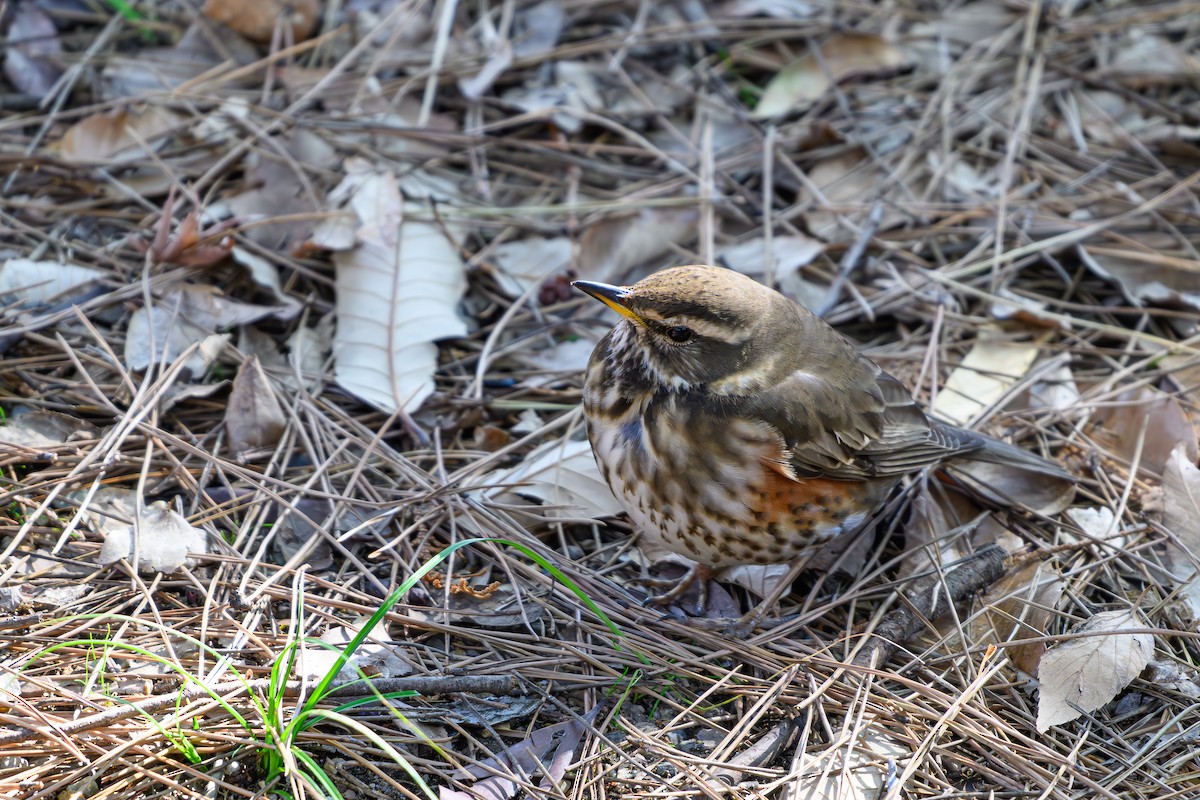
(666, 325), (693, 343)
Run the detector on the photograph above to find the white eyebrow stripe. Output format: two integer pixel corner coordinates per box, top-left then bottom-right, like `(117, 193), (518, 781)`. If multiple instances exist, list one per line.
(636, 311), (738, 341)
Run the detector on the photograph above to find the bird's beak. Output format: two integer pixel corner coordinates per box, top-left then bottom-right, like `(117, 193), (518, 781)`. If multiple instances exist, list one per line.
(572, 280), (643, 324)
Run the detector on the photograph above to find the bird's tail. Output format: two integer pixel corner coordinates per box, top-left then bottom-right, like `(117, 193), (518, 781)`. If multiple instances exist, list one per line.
(958, 429), (1070, 479)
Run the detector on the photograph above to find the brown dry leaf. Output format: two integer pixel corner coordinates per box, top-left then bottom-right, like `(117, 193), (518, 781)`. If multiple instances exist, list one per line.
(55, 106), (182, 163)
(753, 33), (910, 118)
(201, 0), (318, 43)
(226, 356), (287, 453)
(1035, 609), (1153, 732)
(969, 561), (1064, 677)
(933, 326), (1047, 426)
(1080, 244), (1200, 313)
(3, 3), (63, 100)
(577, 207), (698, 284)
(224, 130), (336, 253)
(1090, 386), (1199, 476)
(799, 149), (916, 243)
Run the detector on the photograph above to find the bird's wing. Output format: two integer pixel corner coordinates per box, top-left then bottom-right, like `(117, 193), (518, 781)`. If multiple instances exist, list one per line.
(743, 366), (980, 481)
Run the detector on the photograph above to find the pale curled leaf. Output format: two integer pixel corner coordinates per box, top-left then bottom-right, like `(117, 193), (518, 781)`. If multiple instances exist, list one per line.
(0, 259), (107, 306)
(481, 438), (624, 520)
(1035, 609), (1154, 732)
(933, 327), (1045, 426)
(754, 33), (910, 118)
(1161, 443), (1200, 585)
(226, 356), (287, 452)
(969, 561), (1064, 677)
(97, 500), (209, 574)
(55, 106), (183, 163)
(331, 166), (468, 414)
(790, 724), (910, 800)
(0, 410), (98, 452)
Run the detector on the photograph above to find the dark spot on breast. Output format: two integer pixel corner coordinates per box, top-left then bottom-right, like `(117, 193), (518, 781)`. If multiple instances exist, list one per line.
(608, 395), (633, 417)
(619, 419), (643, 452)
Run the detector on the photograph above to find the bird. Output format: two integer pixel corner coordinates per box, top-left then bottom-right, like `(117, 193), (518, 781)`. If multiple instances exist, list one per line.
(573, 264), (1067, 615)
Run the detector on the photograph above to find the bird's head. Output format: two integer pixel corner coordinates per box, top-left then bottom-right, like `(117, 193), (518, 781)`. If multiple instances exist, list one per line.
(574, 265), (799, 393)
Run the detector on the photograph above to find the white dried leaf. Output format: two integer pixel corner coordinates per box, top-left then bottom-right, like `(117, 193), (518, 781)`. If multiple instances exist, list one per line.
(124, 306), (229, 376)
(483, 437), (623, 519)
(230, 246), (301, 313)
(1162, 443), (1200, 581)
(331, 165), (467, 414)
(932, 327), (1043, 426)
(1036, 609), (1154, 732)
(97, 500), (209, 574)
(754, 34), (910, 118)
(0, 410), (98, 451)
(790, 724), (910, 800)
(0, 259), (107, 305)
(578, 207), (698, 284)
(490, 236), (571, 296)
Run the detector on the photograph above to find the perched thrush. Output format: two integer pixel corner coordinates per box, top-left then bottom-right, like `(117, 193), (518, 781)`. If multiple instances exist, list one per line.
(574, 265), (1066, 610)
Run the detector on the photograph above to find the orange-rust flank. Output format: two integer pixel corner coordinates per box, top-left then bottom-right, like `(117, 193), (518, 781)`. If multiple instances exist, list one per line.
(574, 265), (1068, 608)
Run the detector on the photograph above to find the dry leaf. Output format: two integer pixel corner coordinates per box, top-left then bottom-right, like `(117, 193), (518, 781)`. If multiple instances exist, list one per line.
(933, 327), (1045, 426)
(55, 106), (182, 163)
(489, 236), (572, 297)
(799, 149), (915, 243)
(577, 207), (698, 284)
(0, 410), (98, 453)
(3, 4), (63, 100)
(444, 709), (597, 800)
(1161, 443), (1200, 579)
(718, 235), (827, 309)
(0, 259), (107, 306)
(970, 561), (1064, 677)
(97, 500), (209, 574)
(754, 33), (910, 118)
(790, 724), (911, 800)
(201, 0), (318, 43)
(482, 437), (623, 520)
(226, 356), (287, 452)
(1080, 245), (1200, 313)
(330, 161), (468, 415)
(1090, 386), (1199, 476)
(1035, 609), (1153, 732)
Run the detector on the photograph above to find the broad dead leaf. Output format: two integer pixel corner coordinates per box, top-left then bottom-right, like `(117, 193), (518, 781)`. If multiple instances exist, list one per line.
(718, 235), (827, 309)
(482, 437), (623, 520)
(1090, 386), (1198, 476)
(790, 724), (911, 800)
(490, 236), (572, 297)
(799, 149), (917, 243)
(97, 500), (209, 575)
(1080, 244), (1200, 313)
(226, 356), (287, 452)
(933, 327), (1045, 426)
(577, 207), (698, 284)
(297, 620), (414, 682)
(330, 160), (468, 415)
(0, 410), (98, 454)
(202, 0), (318, 43)
(55, 106), (182, 163)
(754, 33), (910, 118)
(1035, 609), (1153, 732)
(443, 708), (597, 800)
(969, 561), (1064, 677)
(0, 259), (107, 306)
(3, 4), (63, 100)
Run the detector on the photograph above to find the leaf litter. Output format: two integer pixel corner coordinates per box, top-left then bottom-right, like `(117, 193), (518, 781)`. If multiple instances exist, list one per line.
(0, 1), (1199, 799)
